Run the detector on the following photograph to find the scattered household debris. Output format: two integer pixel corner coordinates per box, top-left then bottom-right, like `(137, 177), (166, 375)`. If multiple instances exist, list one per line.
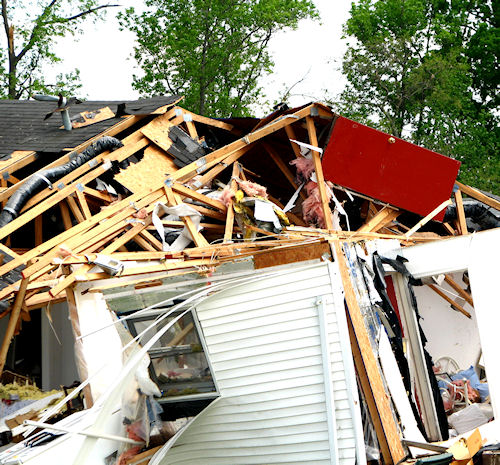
(0, 96), (498, 465)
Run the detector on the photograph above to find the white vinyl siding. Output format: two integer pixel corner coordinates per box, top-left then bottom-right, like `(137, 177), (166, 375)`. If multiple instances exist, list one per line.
(157, 262), (365, 465)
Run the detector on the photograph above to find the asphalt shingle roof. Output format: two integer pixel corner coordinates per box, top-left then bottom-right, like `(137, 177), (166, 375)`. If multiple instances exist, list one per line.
(0, 95), (180, 159)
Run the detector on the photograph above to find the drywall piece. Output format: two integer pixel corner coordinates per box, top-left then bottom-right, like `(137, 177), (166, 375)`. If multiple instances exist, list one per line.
(322, 116), (460, 221)
(468, 230), (500, 421)
(157, 262), (364, 465)
(72, 284), (123, 402)
(378, 327), (429, 456)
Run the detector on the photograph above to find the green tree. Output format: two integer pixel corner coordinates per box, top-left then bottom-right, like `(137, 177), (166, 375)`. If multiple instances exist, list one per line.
(119, 0), (318, 117)
(338, 0), (499, 193)
(0, 0), (117, 99)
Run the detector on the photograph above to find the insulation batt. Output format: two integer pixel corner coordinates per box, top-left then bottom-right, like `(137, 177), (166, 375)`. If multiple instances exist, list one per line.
(235, 179), (268, 199)
(290, 157), (315, 184)
(220, 185), (236, 207)
(302, 180), (334, 229)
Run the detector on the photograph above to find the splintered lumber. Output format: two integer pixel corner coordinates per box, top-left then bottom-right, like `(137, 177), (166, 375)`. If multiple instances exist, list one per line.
(0, 272), (30, 374)
(253, 240), (331, 269)
(306, 116), (333, 230)
(66, 195), (86, 223)
(444, 275), (474, 307)
(169, 104), (316, 183)
(171, 182), (226, 212)
(332, 240), (405, 464)
(428, 284), (471, 318)
(196, 145), (253, 187)
(83, 259), (218, 281)
(454, 189), (468, 235)
(357, 206), (400, 233)
(0, 139), (149, 243)
(456, 181), (500, 211)
(13, 188), (164, 281)
(164, 186), (210, 248)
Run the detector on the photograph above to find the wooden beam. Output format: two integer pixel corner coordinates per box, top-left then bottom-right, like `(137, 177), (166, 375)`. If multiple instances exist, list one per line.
(59, 201), (73, 230)
(456, 181), (500, 211)
(0, 272), (30, 375)
(284, 125), (302, 158)
(444, 275), (474, 307)
(263, 143), (306, 201)
(306, 116), (333, 230)
(197, 145), (253, 187)
(169, 104), (316, 183)
(164, 186), (210, 248)
(404, 199), (452, 238)
(35, 214), (43, 246)
(331, 240), (405, 464)
(171, 182), (226, 212)
(66, 195), (86, 223)
(454, 189), (468, 235)
(224, 163), (239, 243)
(76, 189), (92, 220)
(357, 206), (400, 233)
(427, 284), (471, 318)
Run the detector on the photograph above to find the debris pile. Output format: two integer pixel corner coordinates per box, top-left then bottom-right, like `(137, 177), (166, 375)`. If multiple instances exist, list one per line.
(0, 96), (498, 464)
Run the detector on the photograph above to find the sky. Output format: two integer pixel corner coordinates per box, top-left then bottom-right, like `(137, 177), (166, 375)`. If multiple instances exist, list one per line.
(53, 0), (352, 113)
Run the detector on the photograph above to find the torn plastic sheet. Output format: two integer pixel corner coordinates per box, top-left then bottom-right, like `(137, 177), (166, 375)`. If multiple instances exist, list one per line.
(290, 139), (323, 154)
(152, 202), (202, 252)
(283, 182), (304, 212)
(253, 199), (281, 229)
(95, 178), (117, 195)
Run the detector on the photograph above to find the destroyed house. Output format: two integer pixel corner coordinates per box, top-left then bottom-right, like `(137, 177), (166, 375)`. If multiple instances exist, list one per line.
(0, 96), (497, 465)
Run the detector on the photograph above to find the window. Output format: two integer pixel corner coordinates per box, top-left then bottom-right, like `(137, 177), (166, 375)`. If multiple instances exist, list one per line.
(127, 308), (218, 404)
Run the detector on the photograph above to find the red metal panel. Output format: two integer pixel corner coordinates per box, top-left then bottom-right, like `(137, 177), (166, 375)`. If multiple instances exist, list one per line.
(322, 117), (460, 221)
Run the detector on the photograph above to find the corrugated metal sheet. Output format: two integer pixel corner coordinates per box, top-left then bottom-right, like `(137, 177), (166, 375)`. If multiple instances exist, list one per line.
(157, 262), (365, 465)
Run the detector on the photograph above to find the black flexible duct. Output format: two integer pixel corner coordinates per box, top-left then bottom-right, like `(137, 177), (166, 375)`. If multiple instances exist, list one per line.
(444, 199), (500, 231)
(0, 136), (123, 228)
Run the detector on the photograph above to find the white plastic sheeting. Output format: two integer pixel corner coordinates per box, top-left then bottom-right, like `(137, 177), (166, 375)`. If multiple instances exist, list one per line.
(154, 261), (365, 465)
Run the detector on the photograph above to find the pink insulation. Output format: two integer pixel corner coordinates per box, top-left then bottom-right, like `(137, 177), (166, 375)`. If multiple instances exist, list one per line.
(235, 179), (268, 199)
(301, 181), (334, 229)
(220, 185), (235, 207)
(290, 157), (315, 183)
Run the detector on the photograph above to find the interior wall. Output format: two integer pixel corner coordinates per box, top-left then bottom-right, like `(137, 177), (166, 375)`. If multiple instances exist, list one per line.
(413, 272), (480, 372)
(41, 302), (80, 390)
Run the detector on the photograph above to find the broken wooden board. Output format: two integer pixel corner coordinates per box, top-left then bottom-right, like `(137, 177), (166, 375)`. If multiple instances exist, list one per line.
(63, 106), (115, 129)
(253, 240), (331, 269)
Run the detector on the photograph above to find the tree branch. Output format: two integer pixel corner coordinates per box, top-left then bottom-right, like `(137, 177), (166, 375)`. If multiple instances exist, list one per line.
(52, 4), (119, 23)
